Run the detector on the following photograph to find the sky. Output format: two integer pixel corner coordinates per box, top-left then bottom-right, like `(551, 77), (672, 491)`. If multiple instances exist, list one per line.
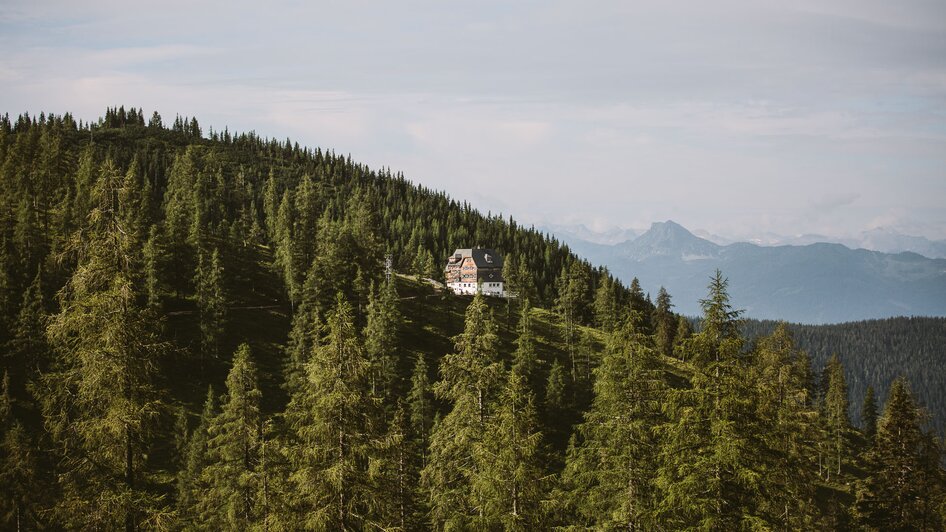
(2, 0), (945, 241)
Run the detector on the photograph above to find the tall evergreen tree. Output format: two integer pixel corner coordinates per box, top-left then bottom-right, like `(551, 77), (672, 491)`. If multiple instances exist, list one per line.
(363, 277), (400, 400)
(40, 158), (165, 530)
(822, 354), (850, 480)
(656, 270), (761, 529)
(195, 247), (227, 363)
(289, 293), (381, 530)
(750, 324), (821, 528)
(176, 386), (217, 524)
(422, 292), (502, 529)
(197, 344), (264, 529)
(0, 372), (43, 530)
(653, 286), (675, 358)
(561, 312), (664, 530)
(408, 355), (433, 469)
(856, 378), (944, 530)
(862, 385), (878, 443)
(473, 368), (547, 530)
(7, 269), (48, 398)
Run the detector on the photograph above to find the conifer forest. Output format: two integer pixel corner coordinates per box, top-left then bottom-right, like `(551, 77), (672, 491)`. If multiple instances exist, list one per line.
(0, 108), (944, 530)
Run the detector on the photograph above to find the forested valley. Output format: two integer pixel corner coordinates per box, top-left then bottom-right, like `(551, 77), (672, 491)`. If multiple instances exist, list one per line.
(1, 108), (944, 530)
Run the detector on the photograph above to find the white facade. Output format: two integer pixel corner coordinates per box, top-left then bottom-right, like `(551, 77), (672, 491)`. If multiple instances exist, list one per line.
(447, 281), (506, 297)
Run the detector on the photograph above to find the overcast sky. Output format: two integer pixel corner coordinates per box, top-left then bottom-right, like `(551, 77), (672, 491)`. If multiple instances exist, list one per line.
(2, 0), (944, 240)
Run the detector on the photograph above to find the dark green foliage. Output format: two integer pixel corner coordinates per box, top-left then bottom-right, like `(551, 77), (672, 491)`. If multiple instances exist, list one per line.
(288, 293), (382, 530)
(364, 276), (400, 400)
(655, 271), (764, 529)
(39, 158), (166, 529)
(195, 246), (227, 362)
(197, 344), (265, 529)
(743, 316), (946, 434)
(862, 385), (878, 442)
(822, 353), (851, 481)
(177, 386), (216, 524)
(474, 368), (548, 530)
(856, 378), (945, 530)
(560, 312), (665, 529)
(422, 292), (502, 529)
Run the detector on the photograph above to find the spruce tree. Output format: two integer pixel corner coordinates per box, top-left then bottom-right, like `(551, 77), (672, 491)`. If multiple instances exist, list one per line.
(40, 158), (165, 530)
(363, 277), (401, 400)
(197, 345), (265, 529)
(656, 270), (761, 529)
(862, 385), (878, 443)
(195, 246), (227, 363)
(822, 354), (850, 480)
(473, 368), (547, 530)
(857, 378), (943, 530)
(289, 293), (381, 530)
(750, 324), (821, 528)
(177, 386), (217, 524)
(408, 355), (433, 468)
(653, 287), (675, 358)
(512, 299), (538, 380)
(7, 269), (48, 398)
(421, 292), (502, 529)
(561, 312), (664, 529)
(0, 372), (43, 530)
(544, 358), (569, 454)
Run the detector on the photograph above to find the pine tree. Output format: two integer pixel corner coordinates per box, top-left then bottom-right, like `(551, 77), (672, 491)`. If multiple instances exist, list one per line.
(592, 274), (617, 332)
(363, 277), (400, 400)
(377, 402), (423, 530)
(862, 385), (878, 443)
(750, 324), (821, 528)
(561, 312), (664, 529)
(422, 292), (502, 529)
(142, 225), (166, 310)
(195, 247), (227, 363)
(163, 148), (199, 249)
(653, 287), (675, 358)
(196, 345), (265, 529)
(262, 168), (278, 242)
(177, 386), (217, 524)
(544, 358), (569, 455)
(473, 368), (547, 530)
(0, 372), (43, 530)
(7, 269), (48, 397)
(40, 158), (166, 530)
(289, 293), (381, 530)
(822, 354), (850, 480)
(512, 299), (538, 380)
(408, 355), (433, 468)
(672, 315), (692, 360)
(856, 378), (944, 530)
(656, 270), (761, 529)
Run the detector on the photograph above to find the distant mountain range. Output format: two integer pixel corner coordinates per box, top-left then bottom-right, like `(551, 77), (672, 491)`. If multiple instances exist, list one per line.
(551, 221), (946, 324)
(692, 227), (946, 259)
(538, 223), (638, 246)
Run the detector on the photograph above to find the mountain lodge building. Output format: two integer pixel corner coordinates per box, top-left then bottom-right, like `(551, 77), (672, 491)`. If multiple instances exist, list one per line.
(444, 248), (506, 296)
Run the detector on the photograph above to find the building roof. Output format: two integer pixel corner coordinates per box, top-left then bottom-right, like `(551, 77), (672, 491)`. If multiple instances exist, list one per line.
(477, 269), (504, 283)
(450, 248), (504, 270)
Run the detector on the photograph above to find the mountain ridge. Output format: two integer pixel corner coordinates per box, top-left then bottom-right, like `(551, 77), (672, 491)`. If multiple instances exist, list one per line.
(552, 220), (946, 324)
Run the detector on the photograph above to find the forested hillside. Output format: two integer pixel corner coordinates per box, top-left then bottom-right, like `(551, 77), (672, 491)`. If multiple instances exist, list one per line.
(0, 108), (944, 530)
(744, 317), (946, 434)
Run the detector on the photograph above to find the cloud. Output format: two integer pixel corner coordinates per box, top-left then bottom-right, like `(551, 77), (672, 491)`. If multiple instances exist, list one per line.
(0, 0), (943, 241)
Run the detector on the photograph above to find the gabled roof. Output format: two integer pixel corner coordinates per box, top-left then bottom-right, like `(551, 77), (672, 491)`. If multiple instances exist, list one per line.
(450, 248), (504, 269)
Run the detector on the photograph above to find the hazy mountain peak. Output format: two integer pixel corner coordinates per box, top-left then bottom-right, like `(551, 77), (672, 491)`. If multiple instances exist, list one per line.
(621, 220), (720, 261)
